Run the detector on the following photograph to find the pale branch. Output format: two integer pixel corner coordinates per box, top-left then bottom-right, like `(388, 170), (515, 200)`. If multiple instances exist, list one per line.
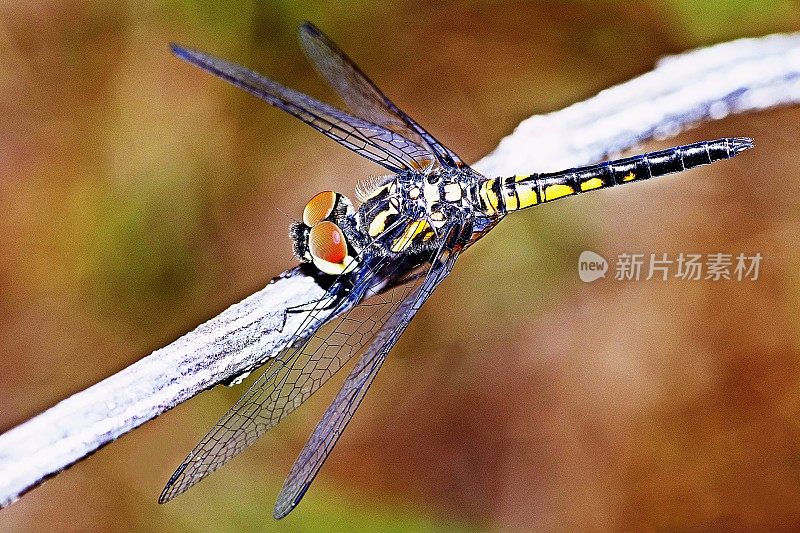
(2, 32), (800, 509)
(476, 32), (800, 176)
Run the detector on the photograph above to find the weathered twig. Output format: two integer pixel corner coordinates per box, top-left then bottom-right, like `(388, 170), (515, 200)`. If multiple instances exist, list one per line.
(2, 32), (800, 508)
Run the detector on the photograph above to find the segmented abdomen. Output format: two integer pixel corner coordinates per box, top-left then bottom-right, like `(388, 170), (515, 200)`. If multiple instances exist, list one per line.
(476, 137), (752, 216)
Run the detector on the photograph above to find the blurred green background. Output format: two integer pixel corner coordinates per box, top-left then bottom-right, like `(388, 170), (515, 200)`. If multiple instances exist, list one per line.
(2, 1), (800, 531)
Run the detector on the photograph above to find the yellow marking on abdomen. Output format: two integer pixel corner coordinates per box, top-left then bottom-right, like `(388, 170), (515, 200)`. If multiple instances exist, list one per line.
(499, 175), (539, 212)
(479, 179), (500, 215)
(622, 171), (636, 182)
(503, 188), (519, 211)
(580, 177), (604, 191)
(544, 183), (575, 201)
(515, 182), (538, 208)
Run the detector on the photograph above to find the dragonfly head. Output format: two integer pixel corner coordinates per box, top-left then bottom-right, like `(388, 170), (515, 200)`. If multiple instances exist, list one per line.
(291, 191), (359, 275)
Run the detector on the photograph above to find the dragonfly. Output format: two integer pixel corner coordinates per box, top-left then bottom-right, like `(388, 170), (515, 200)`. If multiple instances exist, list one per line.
(159, 21), (753, 519)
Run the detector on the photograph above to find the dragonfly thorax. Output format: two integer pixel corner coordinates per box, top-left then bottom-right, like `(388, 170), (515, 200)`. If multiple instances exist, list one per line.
(353, 168), (482, 256)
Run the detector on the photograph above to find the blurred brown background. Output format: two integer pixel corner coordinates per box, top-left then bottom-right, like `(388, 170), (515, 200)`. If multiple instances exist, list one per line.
(2, 1), (800, 531)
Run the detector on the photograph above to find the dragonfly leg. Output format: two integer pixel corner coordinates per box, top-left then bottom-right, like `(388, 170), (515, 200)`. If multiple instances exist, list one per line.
(286, 293), (340, 314)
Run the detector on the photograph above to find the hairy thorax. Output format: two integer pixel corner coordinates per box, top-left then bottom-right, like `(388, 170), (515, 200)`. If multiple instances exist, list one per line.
(356, 167), (484, 254)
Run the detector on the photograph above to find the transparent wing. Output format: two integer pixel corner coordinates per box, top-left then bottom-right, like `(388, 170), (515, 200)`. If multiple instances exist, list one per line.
(298, 22), (465, 169)
(273, 225), (463, 518)
(159, 216), (431, 503)
(171, 44), (435, 173)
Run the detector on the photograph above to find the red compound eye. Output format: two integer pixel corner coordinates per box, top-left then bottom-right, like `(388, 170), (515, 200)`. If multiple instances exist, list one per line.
(308, 221), (347, 264)
(303, 191), (337, 227)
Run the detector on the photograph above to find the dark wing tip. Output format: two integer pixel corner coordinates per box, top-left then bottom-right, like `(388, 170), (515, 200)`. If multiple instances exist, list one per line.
(157, 461), (188, 504)
(169, 43), (216, 71)
(273, 482), (311, 519)
(272, 503), (291, 520)
(169, 42), (191, 58)
(729, 136), (754, 155)
(169, 43), (207, 68)
(299, 21), (322, 36)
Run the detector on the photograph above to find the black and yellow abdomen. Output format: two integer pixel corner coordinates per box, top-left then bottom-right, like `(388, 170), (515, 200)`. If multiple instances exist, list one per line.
(476, 137), (753, 217)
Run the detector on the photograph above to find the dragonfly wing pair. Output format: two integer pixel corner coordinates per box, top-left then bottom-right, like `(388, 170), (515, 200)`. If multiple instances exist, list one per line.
(160, 217), (465, 513)
(162, 24), (473, 514)
(171, 22), (462, 174)
(272, 225), (462, 518)
(297, 22), (464, 169)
